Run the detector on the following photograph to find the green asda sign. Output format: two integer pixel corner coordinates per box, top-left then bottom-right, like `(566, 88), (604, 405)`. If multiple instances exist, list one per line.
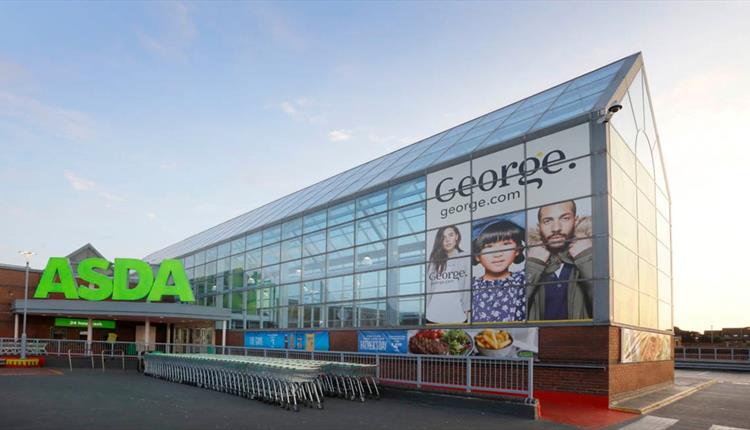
(34, 258), (194, 302)
(55, 317), (116, 329)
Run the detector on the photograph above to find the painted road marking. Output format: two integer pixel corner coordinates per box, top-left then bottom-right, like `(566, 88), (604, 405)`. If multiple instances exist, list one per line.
(619, 416), (678, 430)
(709, 426), (749, 430)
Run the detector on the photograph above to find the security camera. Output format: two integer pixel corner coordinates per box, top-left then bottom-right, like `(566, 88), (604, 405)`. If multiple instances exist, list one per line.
(598, 101), (623, 124)
(608, 103), (623, 114)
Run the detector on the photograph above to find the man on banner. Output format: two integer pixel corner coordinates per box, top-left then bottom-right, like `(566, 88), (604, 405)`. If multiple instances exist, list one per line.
(526, 199), (593, 320)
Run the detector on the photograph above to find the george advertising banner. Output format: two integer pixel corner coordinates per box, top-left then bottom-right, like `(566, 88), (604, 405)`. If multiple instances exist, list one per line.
(423, 123), (594, 324)
(244, 330), (330, 351)
(357, 330), (408, 354)
(621, 328), (672, 363)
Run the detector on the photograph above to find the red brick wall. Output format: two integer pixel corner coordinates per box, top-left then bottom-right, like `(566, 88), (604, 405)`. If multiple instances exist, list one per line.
(0, 267), (42, 337)
(538, 326), (610, 363)
(608, 328), (674, 400)
(609, 361), (674, 400)
(535, 367), (609, 395)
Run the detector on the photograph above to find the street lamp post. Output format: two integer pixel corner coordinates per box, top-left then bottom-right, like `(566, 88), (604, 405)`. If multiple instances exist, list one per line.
(18, 251), (34, 360)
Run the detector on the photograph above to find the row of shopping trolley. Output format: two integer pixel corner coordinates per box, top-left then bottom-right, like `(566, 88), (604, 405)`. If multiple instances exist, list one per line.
(142, 353), (379, 412)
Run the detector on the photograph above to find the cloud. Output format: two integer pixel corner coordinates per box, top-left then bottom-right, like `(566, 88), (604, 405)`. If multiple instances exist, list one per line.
(64, 170), (96, 191)
(249, 4), (306, 50)
(99, 191), (124, 202)
(0, 61), (26, 86)
(328, 129), (352, 142)
(0, 92), (96, 141)
(137, 1), (197, 62)
(278, 98), (325, 124)
(280, 101), (296, 115)
(147, 212), (157, 220)
(62, 171), (125, 209)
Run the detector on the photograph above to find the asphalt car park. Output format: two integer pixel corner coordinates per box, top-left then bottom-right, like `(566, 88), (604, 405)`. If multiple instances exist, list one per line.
(0, 369), (573, 430)
(606, 370), (750, 430)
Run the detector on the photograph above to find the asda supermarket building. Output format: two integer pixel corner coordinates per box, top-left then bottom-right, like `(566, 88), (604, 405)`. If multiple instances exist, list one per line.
(144, 52), (673, 401)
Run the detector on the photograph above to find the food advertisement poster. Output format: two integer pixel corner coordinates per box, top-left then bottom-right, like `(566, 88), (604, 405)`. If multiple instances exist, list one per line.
(406, 327), (538, 358)
(621, 328), (672, 363)
(357, 330), (408, 354)
(244, 331), (330, 351)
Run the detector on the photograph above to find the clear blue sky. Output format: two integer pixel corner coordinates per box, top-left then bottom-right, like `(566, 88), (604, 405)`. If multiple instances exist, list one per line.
(1, 1), (748, 331)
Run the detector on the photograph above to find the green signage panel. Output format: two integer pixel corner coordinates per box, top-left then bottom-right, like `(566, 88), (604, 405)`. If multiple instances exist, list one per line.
(34, 257), (194, 302)
(54, 317), (116, 329)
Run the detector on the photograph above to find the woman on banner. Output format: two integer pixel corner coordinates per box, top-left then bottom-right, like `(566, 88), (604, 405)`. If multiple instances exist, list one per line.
(425, 225), (471, 324)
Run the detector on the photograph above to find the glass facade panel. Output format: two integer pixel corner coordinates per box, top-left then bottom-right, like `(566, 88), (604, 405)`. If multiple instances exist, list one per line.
(281, 260), (302, 284)
(611, 161), (637, 215)
(259, 265), (280, 287)
(326, 303), (354, 328)
(280, 238), (302, 262)
(303, 280), (324, 304)
(194, 250), (206, 266)
(302, 304), (323, 328)
(356, 213), (388, 244)
(302, 255), (326, 281)
(639, 293), (658, 329)
(262, 243), (280, 266)
(390, 296), (423, 326)
(303, 210), (327, 233)
(390, 177), (425, 208)
(231, 237), (245, 255)
(205, 246), (218, 262)
(638, 225), (657, 266)
(639, 259), (658, 297)
(328, 201), (355, 227)
(612, 201), (638, 252)
(245, 248), (262, 269)
(388, 233), (426, 266)
(388, 202), (425, 237)
(357, 300), (386, 327)
(246, 232), (262, 250)
(326, 275), (354, 302)
(262, 225), (281, 244)
(612, 240), (638, 290)
(303, 230), (327, 256)
(216, 257), (230, 274)
(282, 217), (303, 240)
(387, 265), (424, 296)
(355, 241), (388, 272)
(613, 281), (639, 326)
(327, 222), (355, 251)
(355, 270), (387, 300)
(356, 190), (388, 218)
(327, 248), (354, 276)
(205, 260), (217, 276)
(218, 242), (230, 260)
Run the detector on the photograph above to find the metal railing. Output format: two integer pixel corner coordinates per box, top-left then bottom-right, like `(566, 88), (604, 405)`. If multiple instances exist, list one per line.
(0, 338), (533, 401)
(675, 347), (750, 362)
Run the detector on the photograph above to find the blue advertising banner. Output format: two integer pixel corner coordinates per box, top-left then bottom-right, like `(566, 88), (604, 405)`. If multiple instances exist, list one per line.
(358, 330), (408, 354)
(244, 331), (330, 351)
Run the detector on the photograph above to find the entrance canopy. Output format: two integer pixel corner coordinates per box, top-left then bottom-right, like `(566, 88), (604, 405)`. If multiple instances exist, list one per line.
(11, 299), (230, 323)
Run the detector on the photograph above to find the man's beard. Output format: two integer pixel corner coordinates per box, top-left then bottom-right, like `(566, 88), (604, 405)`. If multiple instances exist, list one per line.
(543, 233), (574, 253)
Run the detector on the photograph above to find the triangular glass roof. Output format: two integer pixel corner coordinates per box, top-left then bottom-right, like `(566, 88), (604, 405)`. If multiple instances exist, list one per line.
(145, 53), (640, 263)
